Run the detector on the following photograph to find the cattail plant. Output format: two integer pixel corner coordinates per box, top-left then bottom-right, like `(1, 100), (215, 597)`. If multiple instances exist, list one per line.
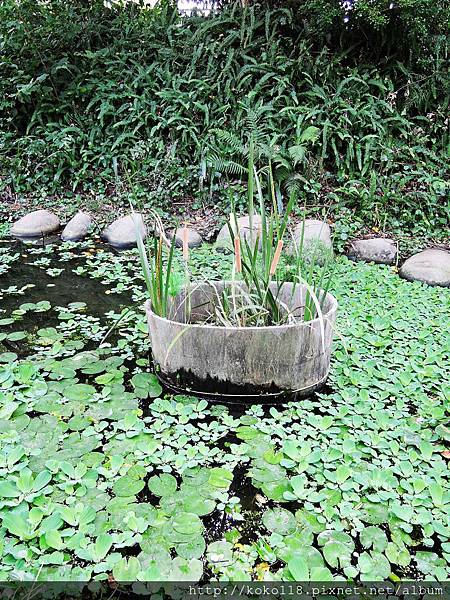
(134, 139), (334, 330)
(132, 208), (178, 319)
(217, 142), (334, 328)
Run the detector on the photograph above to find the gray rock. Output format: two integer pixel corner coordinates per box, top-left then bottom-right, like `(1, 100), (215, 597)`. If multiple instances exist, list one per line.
(11, 209), (60, 238)
(102, 213), (146, 249)
(172, 227), (202, 249)
(216, 214), (262, 248)
(61, 212), (92, 242)
(289, 219), (333, 261)
(400, 249), (450, 287)
(348, 237), (397, 265)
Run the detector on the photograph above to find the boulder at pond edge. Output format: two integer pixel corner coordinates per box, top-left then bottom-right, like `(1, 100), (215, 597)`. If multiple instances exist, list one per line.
(11, 210), (60, 238)
(61, 212), (92, 242)
(399, 249), (450, 287)
(102, 213), (146, 249)
(289, 219), (333, 262)
(348, 237), (397, 265)
(171, 227), (203, 249)
(216, 214), (262, 249)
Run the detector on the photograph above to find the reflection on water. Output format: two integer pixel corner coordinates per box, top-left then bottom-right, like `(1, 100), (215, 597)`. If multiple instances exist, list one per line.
(0, 239), (128, 317)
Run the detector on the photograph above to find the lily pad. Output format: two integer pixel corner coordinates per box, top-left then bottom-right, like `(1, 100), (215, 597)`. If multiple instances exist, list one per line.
(262, 508), (296, 535)
(172, 513), (203, 535)
(113, 476), (145, 498)
(208, 467), (233, 489)
(147, 473), (177, 497)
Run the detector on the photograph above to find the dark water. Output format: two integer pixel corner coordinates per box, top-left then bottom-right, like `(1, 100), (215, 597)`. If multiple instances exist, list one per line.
(0, 238), (130, 356)
(0, 238), (128, 324)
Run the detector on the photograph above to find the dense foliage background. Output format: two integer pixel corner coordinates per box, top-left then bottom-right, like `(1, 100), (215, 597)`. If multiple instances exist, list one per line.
(0, 0), (449, 230)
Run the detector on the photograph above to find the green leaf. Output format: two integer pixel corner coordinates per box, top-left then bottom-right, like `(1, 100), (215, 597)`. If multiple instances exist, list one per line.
(39, 551), (66, 565)
(419, 440), (433, 460)
(112, 557), (141, 581)
(288, 556), (309, 580)
(263, 447), (282, 465)
(0, 481), (21, 498)
(390, 503), (413, 523)
(64, 384), (96, 402)
(131, 373), (162, 398)
(319, 531), (354, 569)
(336, 465), (351, 484)
(182, 495), (215, 516)
(360, 527), (388, 552)
(282, 440), (303, 461)
(323, 541), (352, 569)
(3, 513), (29, 539)
(310, 566), (333, 580)
(262, 508), (296, 535)
(58, 506), (77, 526)
(429, 482), (444, 507)
(170, 557), (203, 582)
(147, 473), (177, 497)
(45, 529), (63, 550)
(206, 541), (233, 565)
(16, 469), (34, 494)
(176, 536), (206, 560)
(290, 475), (307, 498)
(208, 467), (233, 489)
(0, 401), (19, 420)
(435, 424), (450, 442)
(415, 551), (447, 576)
(299, 125), (320, 143)
(94, 533), (113, 561)
(357, 551), (391, 580)
(385, 542), (411, 567)
(113, 476), (145, 497)
(79, 506), (97, 528)
(172, 513), (203, 535)
(236, 426), (261, 441)
(39, 513), (63, 534)
(33, 470), (52, 491)
(7, 331), (27, 341)
(412, 478), (426, 493)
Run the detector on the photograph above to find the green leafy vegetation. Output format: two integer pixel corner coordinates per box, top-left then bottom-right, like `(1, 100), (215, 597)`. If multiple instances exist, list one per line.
(1, 0), (449, 232)
(0, 239), (448, 581)
(0, 0), (448, 582)
(138, 148), (335, 326)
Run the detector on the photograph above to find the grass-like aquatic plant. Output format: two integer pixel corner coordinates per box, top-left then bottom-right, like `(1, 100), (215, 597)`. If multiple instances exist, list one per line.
(205, 140), (335, 328)
(135, 141), (334, 329)
(132, 209), (179, 320)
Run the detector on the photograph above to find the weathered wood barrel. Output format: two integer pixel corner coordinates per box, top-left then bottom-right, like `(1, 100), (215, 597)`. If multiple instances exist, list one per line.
(145, 281), (337, 400)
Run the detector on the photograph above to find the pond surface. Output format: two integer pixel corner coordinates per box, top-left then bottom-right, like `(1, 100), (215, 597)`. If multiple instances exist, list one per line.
(0, 236), (449, 583)
(1, 240), (126, 313)
(0, 238), (129, 358)
(2, 239), (126, 310)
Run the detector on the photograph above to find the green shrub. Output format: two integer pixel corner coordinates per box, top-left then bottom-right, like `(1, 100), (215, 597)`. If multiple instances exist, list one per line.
(0, 0), (448, 229)
(286, 0), (449, 61)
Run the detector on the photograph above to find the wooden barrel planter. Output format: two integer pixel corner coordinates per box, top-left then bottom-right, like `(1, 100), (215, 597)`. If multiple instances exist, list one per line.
(145, 282), (337, 401)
